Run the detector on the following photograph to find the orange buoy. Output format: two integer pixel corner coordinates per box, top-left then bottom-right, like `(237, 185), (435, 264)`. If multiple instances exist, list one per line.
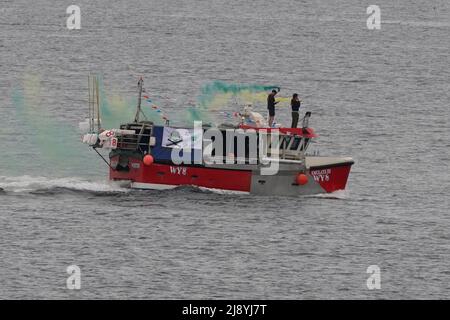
(143, 154), (154, 166)
(296, 173), (308, 185)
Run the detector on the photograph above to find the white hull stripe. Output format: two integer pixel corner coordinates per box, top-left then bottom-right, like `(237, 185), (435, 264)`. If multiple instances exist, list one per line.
(131, 182), (177, 190)
(130, 182), (249, 194)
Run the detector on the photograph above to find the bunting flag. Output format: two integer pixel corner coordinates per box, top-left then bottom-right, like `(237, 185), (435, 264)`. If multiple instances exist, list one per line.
(219, 111), (240, 120)
(143, 96), (169, 122)
(220, 111), (231, 119)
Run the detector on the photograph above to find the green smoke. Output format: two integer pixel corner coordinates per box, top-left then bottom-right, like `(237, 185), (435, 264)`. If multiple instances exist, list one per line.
(100, 80), (280, 127)
(7, 75), (104, 177)
(177, 81), (279, 126)
(197, 80), (279, 107)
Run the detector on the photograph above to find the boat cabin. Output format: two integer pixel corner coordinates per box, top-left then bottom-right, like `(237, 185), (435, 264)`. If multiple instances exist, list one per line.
(111, 111), (316, 168)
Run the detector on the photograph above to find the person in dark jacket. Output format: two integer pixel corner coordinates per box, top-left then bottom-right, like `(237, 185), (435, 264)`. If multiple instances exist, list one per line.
(290, 93), (301, 128)
(267, 88), (280, 127)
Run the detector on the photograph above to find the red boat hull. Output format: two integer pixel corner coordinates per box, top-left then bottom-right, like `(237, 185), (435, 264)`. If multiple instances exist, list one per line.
(110, 155), (353, 194)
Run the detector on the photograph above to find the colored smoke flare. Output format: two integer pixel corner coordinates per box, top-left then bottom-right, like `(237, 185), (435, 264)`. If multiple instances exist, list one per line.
(189, 80), (282, 125)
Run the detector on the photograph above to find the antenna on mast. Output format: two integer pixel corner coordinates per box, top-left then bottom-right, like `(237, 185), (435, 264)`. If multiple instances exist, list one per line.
(134, 77), (143, 123)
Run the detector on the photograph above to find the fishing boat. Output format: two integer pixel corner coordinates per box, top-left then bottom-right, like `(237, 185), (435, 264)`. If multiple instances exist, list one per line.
(81, 76), (354, 195)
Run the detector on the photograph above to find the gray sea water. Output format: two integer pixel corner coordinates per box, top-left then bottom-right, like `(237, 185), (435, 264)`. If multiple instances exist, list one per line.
(1, 0), (449, 299)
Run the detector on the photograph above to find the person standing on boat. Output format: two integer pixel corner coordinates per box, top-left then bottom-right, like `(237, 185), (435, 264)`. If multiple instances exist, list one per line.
(290, 93), (302, 128)
(267, 88), (280, 127)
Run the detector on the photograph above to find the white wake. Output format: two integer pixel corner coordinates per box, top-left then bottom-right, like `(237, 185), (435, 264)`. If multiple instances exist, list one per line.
(0, 175), (128, 193)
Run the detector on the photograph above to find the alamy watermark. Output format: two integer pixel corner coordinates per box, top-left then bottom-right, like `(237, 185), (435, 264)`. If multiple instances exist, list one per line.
(367, 5), (381, 30)
(166, 121), (282, 175)
(66, 5), (81, 30)
(64, 5), (380, 31)
(66, 265), (81, 290)
(366, 265), (381, 290)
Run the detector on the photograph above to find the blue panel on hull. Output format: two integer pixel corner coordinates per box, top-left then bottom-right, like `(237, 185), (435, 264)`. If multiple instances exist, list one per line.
(150, 125), (198, 163)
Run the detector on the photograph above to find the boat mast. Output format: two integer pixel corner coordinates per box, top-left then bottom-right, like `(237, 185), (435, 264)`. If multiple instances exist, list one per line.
(134, 77), (143, 123)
